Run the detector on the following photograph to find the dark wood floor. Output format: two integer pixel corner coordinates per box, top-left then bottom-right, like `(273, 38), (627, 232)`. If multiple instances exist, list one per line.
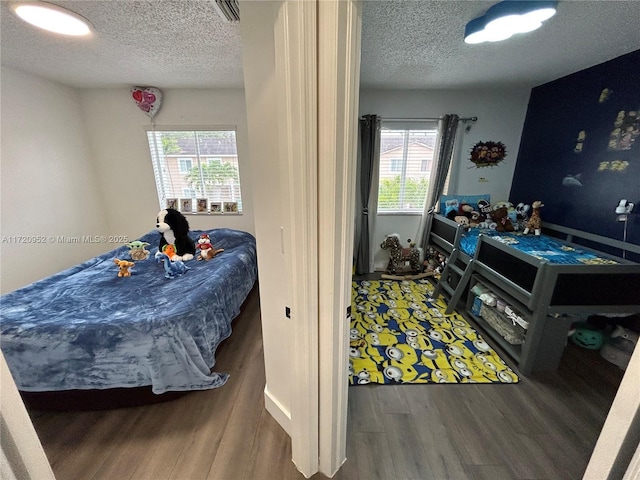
(27, 286), (624, 480)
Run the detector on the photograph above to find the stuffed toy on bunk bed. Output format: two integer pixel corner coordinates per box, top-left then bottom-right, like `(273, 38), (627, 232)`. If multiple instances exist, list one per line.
(491, 205), (515, 232)
(523, 200), (544, 235)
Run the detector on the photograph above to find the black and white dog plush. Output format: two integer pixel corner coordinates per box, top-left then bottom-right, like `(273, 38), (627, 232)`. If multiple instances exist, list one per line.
(156, 208), (196, 261)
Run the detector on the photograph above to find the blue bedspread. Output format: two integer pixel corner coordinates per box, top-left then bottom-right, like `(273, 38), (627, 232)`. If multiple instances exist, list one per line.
(0, 228), (257, 394)
(459, 229), (618, 265)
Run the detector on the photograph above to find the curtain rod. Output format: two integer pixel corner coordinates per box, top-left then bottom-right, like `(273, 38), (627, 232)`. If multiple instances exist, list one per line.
(380, 116), (478, 122)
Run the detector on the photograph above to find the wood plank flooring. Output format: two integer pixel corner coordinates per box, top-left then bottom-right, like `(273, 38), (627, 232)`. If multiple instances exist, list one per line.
(27, 286), (625, 480)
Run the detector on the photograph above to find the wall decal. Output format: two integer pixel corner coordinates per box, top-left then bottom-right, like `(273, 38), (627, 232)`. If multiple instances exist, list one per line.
(608, 109), (639, 151)
(599, 88), (612, 103)
(574, 130), (586, 153)
(598, 160), (630, 172)
(470, 141), (506, 167)
(562, 173), (583, 187)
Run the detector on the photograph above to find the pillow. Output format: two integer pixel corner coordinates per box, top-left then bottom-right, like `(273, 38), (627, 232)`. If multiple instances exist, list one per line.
(439, 194), (491, 216)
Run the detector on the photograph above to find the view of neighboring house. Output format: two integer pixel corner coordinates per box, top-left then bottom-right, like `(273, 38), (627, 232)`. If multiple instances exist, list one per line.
(152, 132), (243, 212)
(378, 130), (436, 211)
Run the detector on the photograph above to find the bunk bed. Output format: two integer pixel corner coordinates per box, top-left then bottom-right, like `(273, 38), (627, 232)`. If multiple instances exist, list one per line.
(425, 213), (640, 374)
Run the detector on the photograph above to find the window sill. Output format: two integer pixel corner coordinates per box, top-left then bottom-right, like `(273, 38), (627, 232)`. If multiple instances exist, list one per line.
(376, 211), (423, 216)
(183, 212), (243, 216)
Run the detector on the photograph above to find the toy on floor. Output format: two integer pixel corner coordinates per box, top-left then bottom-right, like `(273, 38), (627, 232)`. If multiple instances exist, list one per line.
(523, 200), (544, 235)
(125, 240), (150, 260)
(156, 208), (196, 261)
(380, 234), (424, 276)
(571, 326), (604, 350)
(155, 251), (190, 279)
(114, 258), (135, 277)
(196, 233), (224, 261)
(601, 325), (639, 369)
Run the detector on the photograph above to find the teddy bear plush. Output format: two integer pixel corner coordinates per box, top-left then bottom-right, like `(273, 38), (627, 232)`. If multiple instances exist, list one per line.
(491, 206), (515, 232)
(156, 208), (196, 261)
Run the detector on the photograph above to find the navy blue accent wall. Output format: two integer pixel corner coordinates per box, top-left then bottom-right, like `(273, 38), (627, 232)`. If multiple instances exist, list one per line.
(509, 50), (640, 250)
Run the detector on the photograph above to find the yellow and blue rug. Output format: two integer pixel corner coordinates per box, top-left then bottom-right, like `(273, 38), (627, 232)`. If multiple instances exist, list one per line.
(349, 279), (519, 385)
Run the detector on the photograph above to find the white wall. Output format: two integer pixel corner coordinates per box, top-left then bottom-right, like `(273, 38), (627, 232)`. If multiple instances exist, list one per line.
(0, 69), (257, 293)
(359, 88), (531, 270)
(240, 1), (293, 432)
(78, 88), (255, 239)
(0, 68), (110, 293)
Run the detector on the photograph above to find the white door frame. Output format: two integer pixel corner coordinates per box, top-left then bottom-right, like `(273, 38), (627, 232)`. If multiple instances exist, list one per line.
(273, 0), (361, 476)
(273, 1), (319, 476)
(317, 0), (361, 476)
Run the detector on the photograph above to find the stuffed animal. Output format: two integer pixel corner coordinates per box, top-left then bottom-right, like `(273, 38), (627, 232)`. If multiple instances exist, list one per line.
(515, 202), (530, 231)
(156, 208), (196, 261)
(491, 206), (514, 232)
(468, 210), (482, 228)
(114, 258), (135, 277)
(446, 210), (471, 228)
(125, 240), (150, 260)
(162, 243), (178, 261)
(196, 233), (224, 261)
(523, 200), (544, 235)
(155, 251), (190, 279)
(477, 199), (493, 221)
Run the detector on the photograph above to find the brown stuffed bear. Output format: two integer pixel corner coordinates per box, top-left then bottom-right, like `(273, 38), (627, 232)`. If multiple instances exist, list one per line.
(491, 206), (515, 232)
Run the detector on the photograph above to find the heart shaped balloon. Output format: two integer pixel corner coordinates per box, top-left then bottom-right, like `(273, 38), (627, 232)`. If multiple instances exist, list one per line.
(131, 86), (162, 119)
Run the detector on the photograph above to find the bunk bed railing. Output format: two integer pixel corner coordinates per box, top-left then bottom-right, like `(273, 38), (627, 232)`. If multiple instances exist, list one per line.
(542, 221), (640, 261)
(472, 234), (544, 308)
(428, 214), (464, 254)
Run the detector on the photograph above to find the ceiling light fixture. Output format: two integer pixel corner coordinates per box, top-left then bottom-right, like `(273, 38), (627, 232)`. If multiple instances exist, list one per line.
(464, 0), (557, 45)
(10, 1), (93, 36)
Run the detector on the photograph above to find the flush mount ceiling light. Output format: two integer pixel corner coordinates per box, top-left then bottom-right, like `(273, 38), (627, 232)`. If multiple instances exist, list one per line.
(464, 0), (558, 45)
(10, 1), (93, 36)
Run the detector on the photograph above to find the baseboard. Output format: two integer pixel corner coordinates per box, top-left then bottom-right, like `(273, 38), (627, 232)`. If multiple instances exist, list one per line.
(264, 386), (292, 436)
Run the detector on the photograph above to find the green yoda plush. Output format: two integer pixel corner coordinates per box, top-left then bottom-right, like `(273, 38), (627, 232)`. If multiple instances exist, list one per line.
(126, 240), (151, 261)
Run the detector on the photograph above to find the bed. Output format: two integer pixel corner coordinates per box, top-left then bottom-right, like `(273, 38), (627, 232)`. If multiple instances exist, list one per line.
(0, 228), (258, 401)
(425, 213), (640, 374)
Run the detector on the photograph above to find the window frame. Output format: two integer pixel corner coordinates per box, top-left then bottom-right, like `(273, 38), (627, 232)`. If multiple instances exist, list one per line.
(376, 122), (439, 214)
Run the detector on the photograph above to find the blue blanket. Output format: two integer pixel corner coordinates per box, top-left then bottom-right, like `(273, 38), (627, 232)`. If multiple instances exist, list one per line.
(0, 228), (257, 394)
(459, 228), (618, 265)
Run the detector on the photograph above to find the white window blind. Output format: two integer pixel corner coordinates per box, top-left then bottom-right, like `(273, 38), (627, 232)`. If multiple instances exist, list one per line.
(146, 128), (243, 213)
(377, 123), (438, 213)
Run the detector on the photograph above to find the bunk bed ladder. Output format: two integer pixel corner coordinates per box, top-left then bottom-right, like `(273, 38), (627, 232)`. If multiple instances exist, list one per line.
(433, 248), (474, 314)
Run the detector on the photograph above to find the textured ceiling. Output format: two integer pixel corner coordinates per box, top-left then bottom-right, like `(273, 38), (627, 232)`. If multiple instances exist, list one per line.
(1, 0), (640, 90)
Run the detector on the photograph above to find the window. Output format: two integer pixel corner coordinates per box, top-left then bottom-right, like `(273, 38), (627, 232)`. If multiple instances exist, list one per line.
(146, 128), (243, 213)
(182, 187), (196, 198)
(377, 124), (438, 213)
(178, 158), (193, 173)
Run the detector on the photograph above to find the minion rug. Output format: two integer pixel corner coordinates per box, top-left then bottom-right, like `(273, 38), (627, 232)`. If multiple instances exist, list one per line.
(349, 279), (519, 385)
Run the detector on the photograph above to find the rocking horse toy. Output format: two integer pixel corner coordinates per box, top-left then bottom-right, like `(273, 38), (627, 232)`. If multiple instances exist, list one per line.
(380, 234), (432, 280)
